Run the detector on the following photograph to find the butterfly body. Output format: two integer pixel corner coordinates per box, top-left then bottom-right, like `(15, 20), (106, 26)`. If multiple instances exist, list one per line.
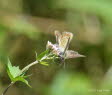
(46, 30), (85, 63)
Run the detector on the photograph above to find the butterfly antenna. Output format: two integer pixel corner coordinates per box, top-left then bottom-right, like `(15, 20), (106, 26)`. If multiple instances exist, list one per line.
(63, 37), (70, 56)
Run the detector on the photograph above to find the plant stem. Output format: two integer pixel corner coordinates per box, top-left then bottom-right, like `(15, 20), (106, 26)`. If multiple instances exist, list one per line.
(20, 60), (39, 74)
(2, 82), (15, 95)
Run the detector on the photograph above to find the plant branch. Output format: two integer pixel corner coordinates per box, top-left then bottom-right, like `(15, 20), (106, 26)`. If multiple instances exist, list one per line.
(2, 82), (15, 95)
(20, 60), (39, 75)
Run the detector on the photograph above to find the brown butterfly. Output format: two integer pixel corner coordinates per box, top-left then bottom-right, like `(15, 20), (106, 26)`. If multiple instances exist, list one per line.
(46, 30), (85, 62)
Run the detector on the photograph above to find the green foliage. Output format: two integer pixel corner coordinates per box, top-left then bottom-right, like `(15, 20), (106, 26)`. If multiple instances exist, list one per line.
(36, 49), (57, 66)
(40, 61), (49, 66)
(7, 59), (31, 87)
(6, 49), (58, 89)
(36, 50), (50, 66)
(36, 49), (59, 62)
(36, 50), (49, 61)
(14, 76), (31, 87)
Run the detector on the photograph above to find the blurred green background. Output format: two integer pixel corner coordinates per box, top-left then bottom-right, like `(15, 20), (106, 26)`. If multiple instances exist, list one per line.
(0, 0), (112, 95)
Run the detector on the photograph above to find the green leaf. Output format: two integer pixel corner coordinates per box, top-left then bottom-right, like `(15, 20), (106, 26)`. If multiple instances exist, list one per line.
(37, 50), (49, 61)
(40, 61), (49, 66)
(14, 76), (31, 87)
(22, 74), (32, 78)
(6, 59), (31, 87)
(7, 59), (22, 81)
(7, 67), (14, 81)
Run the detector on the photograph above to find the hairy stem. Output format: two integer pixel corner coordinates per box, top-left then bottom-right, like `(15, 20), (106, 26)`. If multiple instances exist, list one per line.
(2, 82), (15, 95)
(20, 60), (39, 74)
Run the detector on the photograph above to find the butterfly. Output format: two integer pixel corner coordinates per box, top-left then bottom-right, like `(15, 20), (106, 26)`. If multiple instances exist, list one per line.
(46, 30), (85, 63)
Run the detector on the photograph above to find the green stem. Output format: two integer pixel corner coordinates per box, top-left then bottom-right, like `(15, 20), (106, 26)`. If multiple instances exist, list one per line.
(20, 60), (39, 74)
(2, 82), (15, 95)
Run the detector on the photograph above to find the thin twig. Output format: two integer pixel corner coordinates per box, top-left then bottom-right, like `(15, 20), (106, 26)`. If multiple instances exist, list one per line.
(2, 82), (15, 95)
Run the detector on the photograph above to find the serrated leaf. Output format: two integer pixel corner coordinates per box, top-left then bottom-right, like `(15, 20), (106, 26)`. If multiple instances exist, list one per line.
(7, 59), (22, 82)
(37, 50), (49, 61)
(7, 67), (14, 81)
(6, 59), (31, 87)
(14, 76), (31, 87)
(40, 61), (49, 66)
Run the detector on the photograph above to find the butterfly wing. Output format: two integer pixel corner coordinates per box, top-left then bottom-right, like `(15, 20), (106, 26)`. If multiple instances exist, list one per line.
(66, 50), (85, 59)
(59, 32), (73, 52)
(55, 30), (61, 45)
(46, 41), (60, 55)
